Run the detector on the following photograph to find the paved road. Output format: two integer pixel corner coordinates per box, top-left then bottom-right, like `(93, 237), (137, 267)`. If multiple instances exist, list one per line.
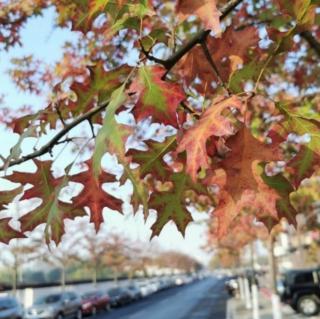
(96, 277), (229, 319)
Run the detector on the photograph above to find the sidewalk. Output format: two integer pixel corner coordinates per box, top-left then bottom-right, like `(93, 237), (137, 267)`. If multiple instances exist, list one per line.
(226, 291), (319, 319)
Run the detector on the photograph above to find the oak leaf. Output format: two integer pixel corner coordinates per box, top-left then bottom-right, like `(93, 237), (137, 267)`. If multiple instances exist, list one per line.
(287, 146), (320, 189)
(70, 160), (123, 231)
(0, 218), (25, 244)
(176, 0), (221, 35)
(219, 127), (283, 200)
(6, 160), (86, 244)
(177, 26), (259, 93)
(92, 86), (149, 216)
(177, 95), (243, 181)
(130, 66), (186, 128)
(127, 136), (176, 181)
(150, 173), (205, 236)
(0, 185), (23, 210)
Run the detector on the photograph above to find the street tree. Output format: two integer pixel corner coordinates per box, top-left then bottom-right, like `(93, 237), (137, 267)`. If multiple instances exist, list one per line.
(0, 0), (319, 245)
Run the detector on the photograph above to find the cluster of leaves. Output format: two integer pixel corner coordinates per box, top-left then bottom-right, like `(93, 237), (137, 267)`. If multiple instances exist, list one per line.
(0, 0), (320, 247)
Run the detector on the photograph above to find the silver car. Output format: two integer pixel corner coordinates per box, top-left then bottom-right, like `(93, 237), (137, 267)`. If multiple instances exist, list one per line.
(24, 292), (82, 319)
(0, 296), (23, 319)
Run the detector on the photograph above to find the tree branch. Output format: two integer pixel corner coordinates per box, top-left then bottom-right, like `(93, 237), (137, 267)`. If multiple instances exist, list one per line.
(144, 0), (244, 73)
(301, 31), (320, 58)
(0, 100), (110, 171)
(1, 0), (245, 172)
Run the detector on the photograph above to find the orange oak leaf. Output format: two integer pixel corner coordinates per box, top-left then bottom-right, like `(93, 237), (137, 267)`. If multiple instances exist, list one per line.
(177, 95), (243, 181)
(130, 66), (186, 128)
(207, 128), (285, 237)
(176, 0), (221, 35)
(70, 160), (123, 231)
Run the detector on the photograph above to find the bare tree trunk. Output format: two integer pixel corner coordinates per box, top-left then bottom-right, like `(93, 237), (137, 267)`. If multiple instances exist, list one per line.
(269, 232), (282, 319)
(61, 266), (66, 291)
(296, 224), (304, 267)
(269, 234), (277, 294)
(250, 241), (255, 271)
(92, 262), (97, 287)
(113, 268), (118, 285)
(12, 261), (18, 296)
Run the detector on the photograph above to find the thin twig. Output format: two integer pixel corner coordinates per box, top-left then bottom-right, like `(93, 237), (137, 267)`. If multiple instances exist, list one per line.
(0, 99), (110, 171)
(87, 118), (96, 138)
(180, 101), (201, 119)
(139, 40), (168, 66)
(200, 41), (230, 95)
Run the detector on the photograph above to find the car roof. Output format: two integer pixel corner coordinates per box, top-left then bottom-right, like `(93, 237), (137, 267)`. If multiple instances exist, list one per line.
(285, 268), (320, 275)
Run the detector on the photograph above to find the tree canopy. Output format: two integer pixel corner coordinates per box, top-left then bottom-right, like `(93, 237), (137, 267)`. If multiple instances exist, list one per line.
(0, 0), (319, 247)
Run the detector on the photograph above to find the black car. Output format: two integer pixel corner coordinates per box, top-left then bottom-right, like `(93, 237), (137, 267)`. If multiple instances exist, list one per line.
(107, 287), (132, 307)
(281, 268), (320, 316)
(0, 296), (23, 319)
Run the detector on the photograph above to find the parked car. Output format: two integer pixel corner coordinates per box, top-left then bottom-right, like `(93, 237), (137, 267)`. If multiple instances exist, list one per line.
(25, 292), (82, 319)
(0, 296), (23, 319)
(136, 281), (154, 297)
(81, 291), (110, 316)
(107, 287), (132, 307)
(126, 284), (142, 301)
(281, 268), (320, 316)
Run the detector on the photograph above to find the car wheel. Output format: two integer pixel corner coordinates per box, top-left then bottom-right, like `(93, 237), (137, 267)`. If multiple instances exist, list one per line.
(105, 304), (111, 312)
(75, 309), (83, 319)
(91, 306), (97, 316)
(297, 296), (319, 316)
(56, 313), (64, 319)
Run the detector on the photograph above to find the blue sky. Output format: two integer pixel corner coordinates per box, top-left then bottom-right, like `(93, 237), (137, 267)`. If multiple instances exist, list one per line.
(0, 8), (211, 264)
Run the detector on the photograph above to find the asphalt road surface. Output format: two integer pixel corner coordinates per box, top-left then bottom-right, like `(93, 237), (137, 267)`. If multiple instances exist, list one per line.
(96, 277), (228, 319)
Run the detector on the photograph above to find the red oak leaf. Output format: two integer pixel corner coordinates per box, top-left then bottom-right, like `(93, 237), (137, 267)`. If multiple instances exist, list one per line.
(70, 160), (123, 231)
(6, 160), (86, 243)
(130, 66), (186, 128)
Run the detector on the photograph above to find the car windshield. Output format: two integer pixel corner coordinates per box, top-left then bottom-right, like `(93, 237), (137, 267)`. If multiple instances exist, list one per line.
(108, 288), (122, 296)
(128, 285), (137, 290)
(34, 294), (61, 305)
(82, 292), (97, 299)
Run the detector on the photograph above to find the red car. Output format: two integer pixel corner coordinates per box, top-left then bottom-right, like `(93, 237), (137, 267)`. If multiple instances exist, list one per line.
(81, 291), (111, 316)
